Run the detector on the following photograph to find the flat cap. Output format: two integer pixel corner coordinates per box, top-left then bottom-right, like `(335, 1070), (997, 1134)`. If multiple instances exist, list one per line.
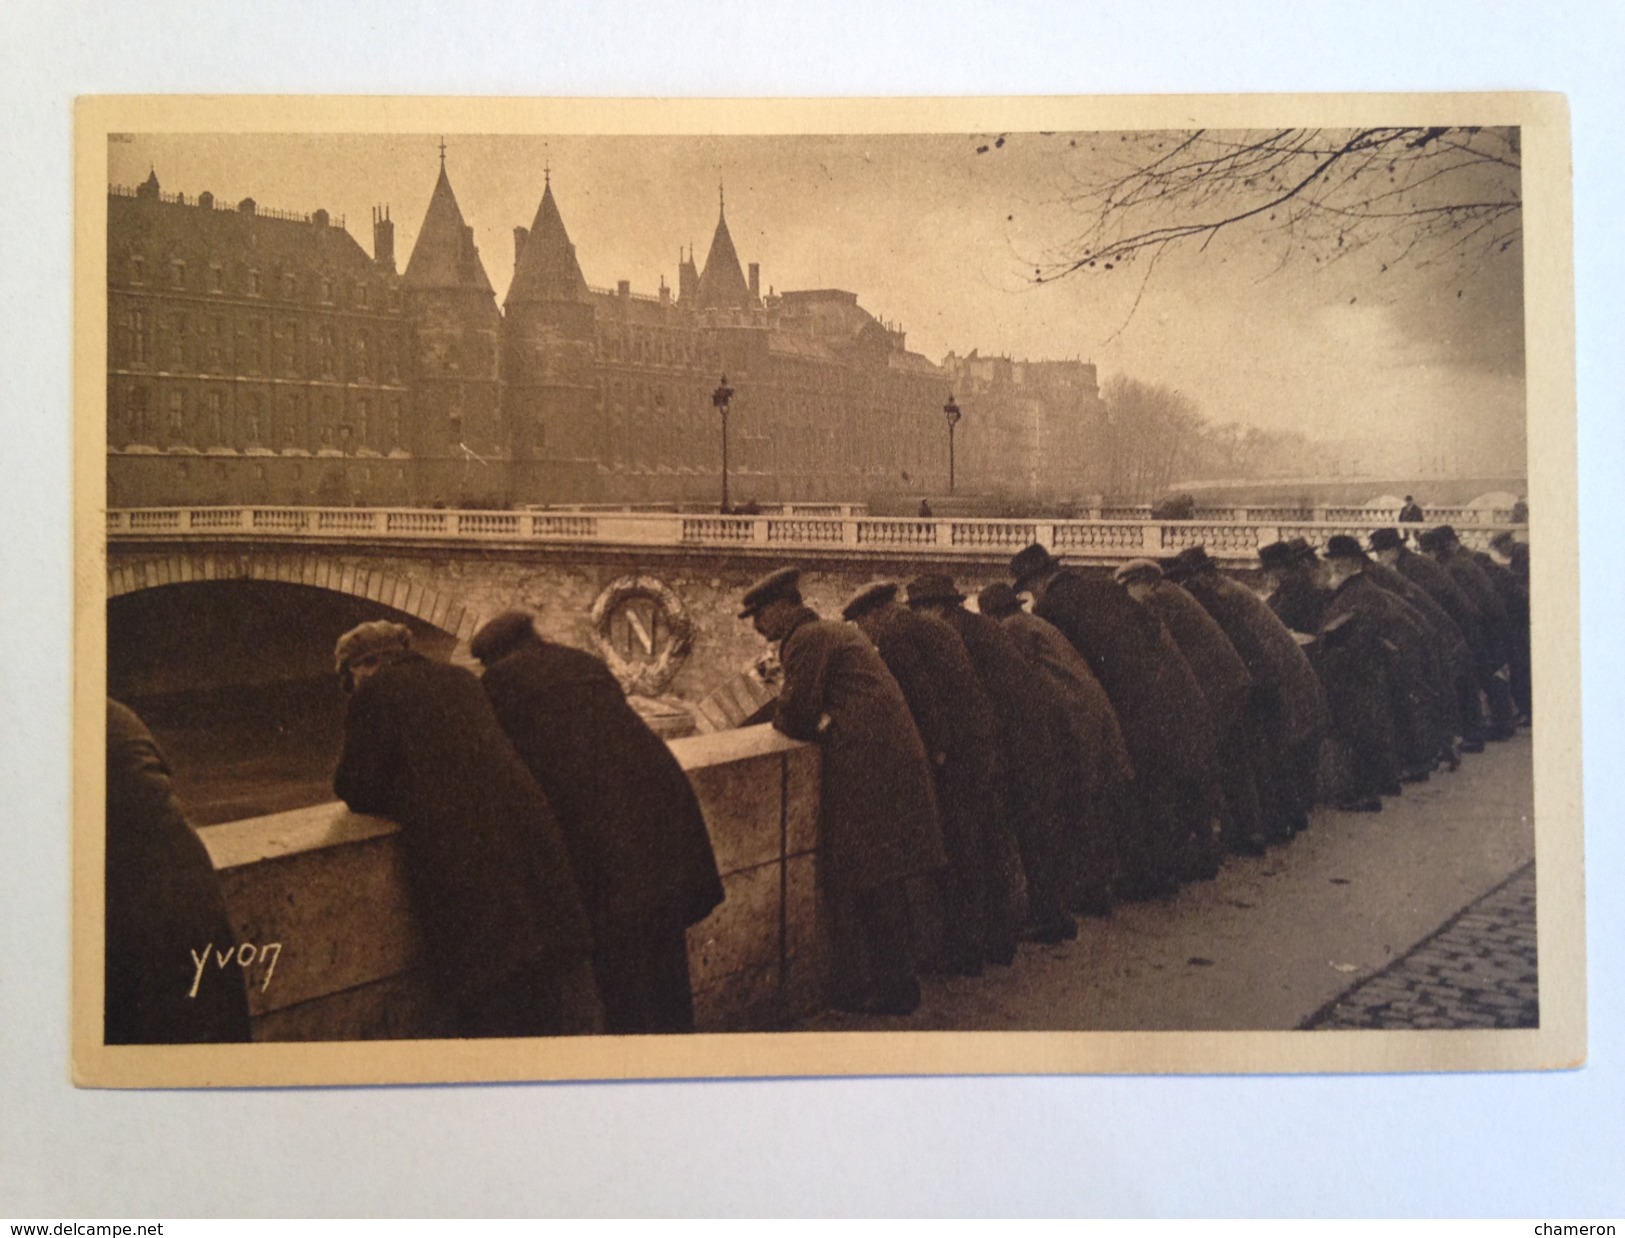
(738, 566), (802, 618)
(1323, 534), (1369, 561)
(1009, 543), (1063, 590)
(904, 573), (965, 608)
(841, 580), (899, 622)
(470, 609), (539, 665)
(976, 581), (1024, 618)
(333, 620), (411, 674)
(1113, 558), (1164, 587)
(1368, 527), (1404, 552)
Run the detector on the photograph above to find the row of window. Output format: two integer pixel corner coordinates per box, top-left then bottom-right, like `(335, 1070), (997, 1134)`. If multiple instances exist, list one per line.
(124, 253), (398, 309)
(116, 308), (404, 383)
(111, 384), (404, 455)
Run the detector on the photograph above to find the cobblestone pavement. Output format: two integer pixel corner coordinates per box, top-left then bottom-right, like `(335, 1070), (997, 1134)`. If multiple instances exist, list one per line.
(1302, 862), (1538, 1029)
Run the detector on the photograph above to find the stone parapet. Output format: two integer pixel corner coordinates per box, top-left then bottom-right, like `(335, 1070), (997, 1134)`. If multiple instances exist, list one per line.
(195, 723), (824, 1040)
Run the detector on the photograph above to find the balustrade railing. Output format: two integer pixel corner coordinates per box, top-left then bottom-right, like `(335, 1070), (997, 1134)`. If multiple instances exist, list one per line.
(105, 505), (1527, 562)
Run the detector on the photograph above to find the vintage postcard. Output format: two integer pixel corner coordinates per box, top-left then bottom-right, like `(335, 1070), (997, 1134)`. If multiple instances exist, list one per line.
(73, 93), (1582, 1088)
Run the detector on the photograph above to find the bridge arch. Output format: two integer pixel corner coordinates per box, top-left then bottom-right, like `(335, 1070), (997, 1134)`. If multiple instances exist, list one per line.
(106, 551), (484, 641)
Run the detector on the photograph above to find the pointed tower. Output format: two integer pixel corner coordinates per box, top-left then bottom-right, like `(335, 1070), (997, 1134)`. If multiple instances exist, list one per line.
(695, 188), (754, 311)
(501, 172), (601, 500)
(400, 154), (504, 506)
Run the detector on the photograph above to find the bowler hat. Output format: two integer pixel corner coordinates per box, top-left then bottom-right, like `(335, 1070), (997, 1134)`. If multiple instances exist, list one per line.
(1113, 558), (1164, 587)
(1489, 530), (1517, 552)
(1368, 527), (1404, 552)
(1258, 540), (1297, 571)
(976, 581), (1024, 618)
(1323, 535), (1369, 561)
(334, 620), (411, 674)
(841, 580), (899, 622)
(905, 574), (966, 608)
(738, 566), (803, 618)
(471, 609), (539, 665)
(1417, 526), (1454, 554)
(1009, 543), (1063, 590)
(1162, 546), (1216, 582)
(1286, 537), (1317, 562)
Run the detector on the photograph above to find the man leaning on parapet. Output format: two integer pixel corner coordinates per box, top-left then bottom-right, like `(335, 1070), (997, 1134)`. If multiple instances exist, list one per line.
(331, 620), (600, 1038)
(739, 567), (946, 1016)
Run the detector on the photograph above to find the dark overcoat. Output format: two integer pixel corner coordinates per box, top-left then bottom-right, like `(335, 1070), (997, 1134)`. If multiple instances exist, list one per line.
(1436, 544), (1513, 666)
(1390, 546), (1494, 670)
(105, 699), (252, 1045)
(1326, 571), (1447, 763)
(1177, 570), (1328, 748)
(334, 652), (593, 1001)
(998, 609), (1135, 793)
(1267, 571), (1330, 637)
(1032, 570), (1216, 783)
(480, 638), (724, 932)
(773, 607), (947, 890)
(1140, 580), (1253, 728)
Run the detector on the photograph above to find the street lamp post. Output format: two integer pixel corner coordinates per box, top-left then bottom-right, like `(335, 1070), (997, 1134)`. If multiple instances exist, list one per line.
(943, 393), (962, 494)
(712, 375), (735, 513)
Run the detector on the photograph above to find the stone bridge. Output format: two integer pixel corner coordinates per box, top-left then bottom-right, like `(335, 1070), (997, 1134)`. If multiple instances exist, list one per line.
(106, 503), (1525, 718)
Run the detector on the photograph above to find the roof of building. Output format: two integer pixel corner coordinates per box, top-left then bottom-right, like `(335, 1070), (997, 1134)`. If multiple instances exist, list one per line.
(506, 179), (589, 306)
(402, 165), (494, 295)
(694, 199), (753, 311)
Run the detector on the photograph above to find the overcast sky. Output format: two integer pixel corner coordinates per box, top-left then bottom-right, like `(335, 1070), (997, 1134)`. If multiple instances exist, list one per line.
(109, 131), (1526, 471)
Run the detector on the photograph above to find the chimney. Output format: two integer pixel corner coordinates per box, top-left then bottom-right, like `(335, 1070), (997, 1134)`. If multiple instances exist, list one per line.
(513, 225), (529, 269)
(237, 197), (256, 215)
(198, 190), (214, 210)
(373, 206), (396, 270)
(659, 275), (670, 306)
(312, 208), (329, 228)
(748, 262), (760, 302)
(617, 279), (631, 299)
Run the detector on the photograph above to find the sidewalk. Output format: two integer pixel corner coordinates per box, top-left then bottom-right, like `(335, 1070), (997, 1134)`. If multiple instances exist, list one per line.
(798, 731), (1536, 1032)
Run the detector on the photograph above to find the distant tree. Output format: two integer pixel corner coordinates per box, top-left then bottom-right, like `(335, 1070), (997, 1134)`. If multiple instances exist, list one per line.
(1099, 375), (1204, 497)
(996, 127), (1521, 286)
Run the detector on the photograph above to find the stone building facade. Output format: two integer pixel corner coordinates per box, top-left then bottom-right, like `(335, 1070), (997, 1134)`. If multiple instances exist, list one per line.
(107, 162), (1105, 508)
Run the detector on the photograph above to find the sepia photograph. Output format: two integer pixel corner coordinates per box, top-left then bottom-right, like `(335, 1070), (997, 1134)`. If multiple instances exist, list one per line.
(74, 94), (1582, 1087)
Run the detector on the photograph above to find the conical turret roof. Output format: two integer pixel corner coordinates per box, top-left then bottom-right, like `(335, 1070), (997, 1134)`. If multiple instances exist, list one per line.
(402, 165), (494, 294)
(505, 179), (589, 306)
(696, 197), (752, 311)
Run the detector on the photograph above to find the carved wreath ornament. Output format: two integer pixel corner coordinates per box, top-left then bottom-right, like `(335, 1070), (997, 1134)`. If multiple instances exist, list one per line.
(589, 575), (694, 696)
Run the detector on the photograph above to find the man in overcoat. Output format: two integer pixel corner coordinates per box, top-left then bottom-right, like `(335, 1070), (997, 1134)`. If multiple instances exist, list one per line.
(977, 581), (1132, 916)
(742, 568), (946, 1015)
(1009, 544), (1218, 899)
(1258, 540), (1329, 637)
(1315, 536), (1451, 782)
(1417, 525), (1520, 738)
(1160, 545), (1328, 840)
(1358, 536), (1481, 755)
(332, 621), (598, 1038)
(1115, 558), (1263, 857)
(471, 610), (724, 1034)
(843, 581), (1010, 972)
(904, 574), (1080, 942)
(105, 698), (252, 1045)
(1371, 526), (1503, 744)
